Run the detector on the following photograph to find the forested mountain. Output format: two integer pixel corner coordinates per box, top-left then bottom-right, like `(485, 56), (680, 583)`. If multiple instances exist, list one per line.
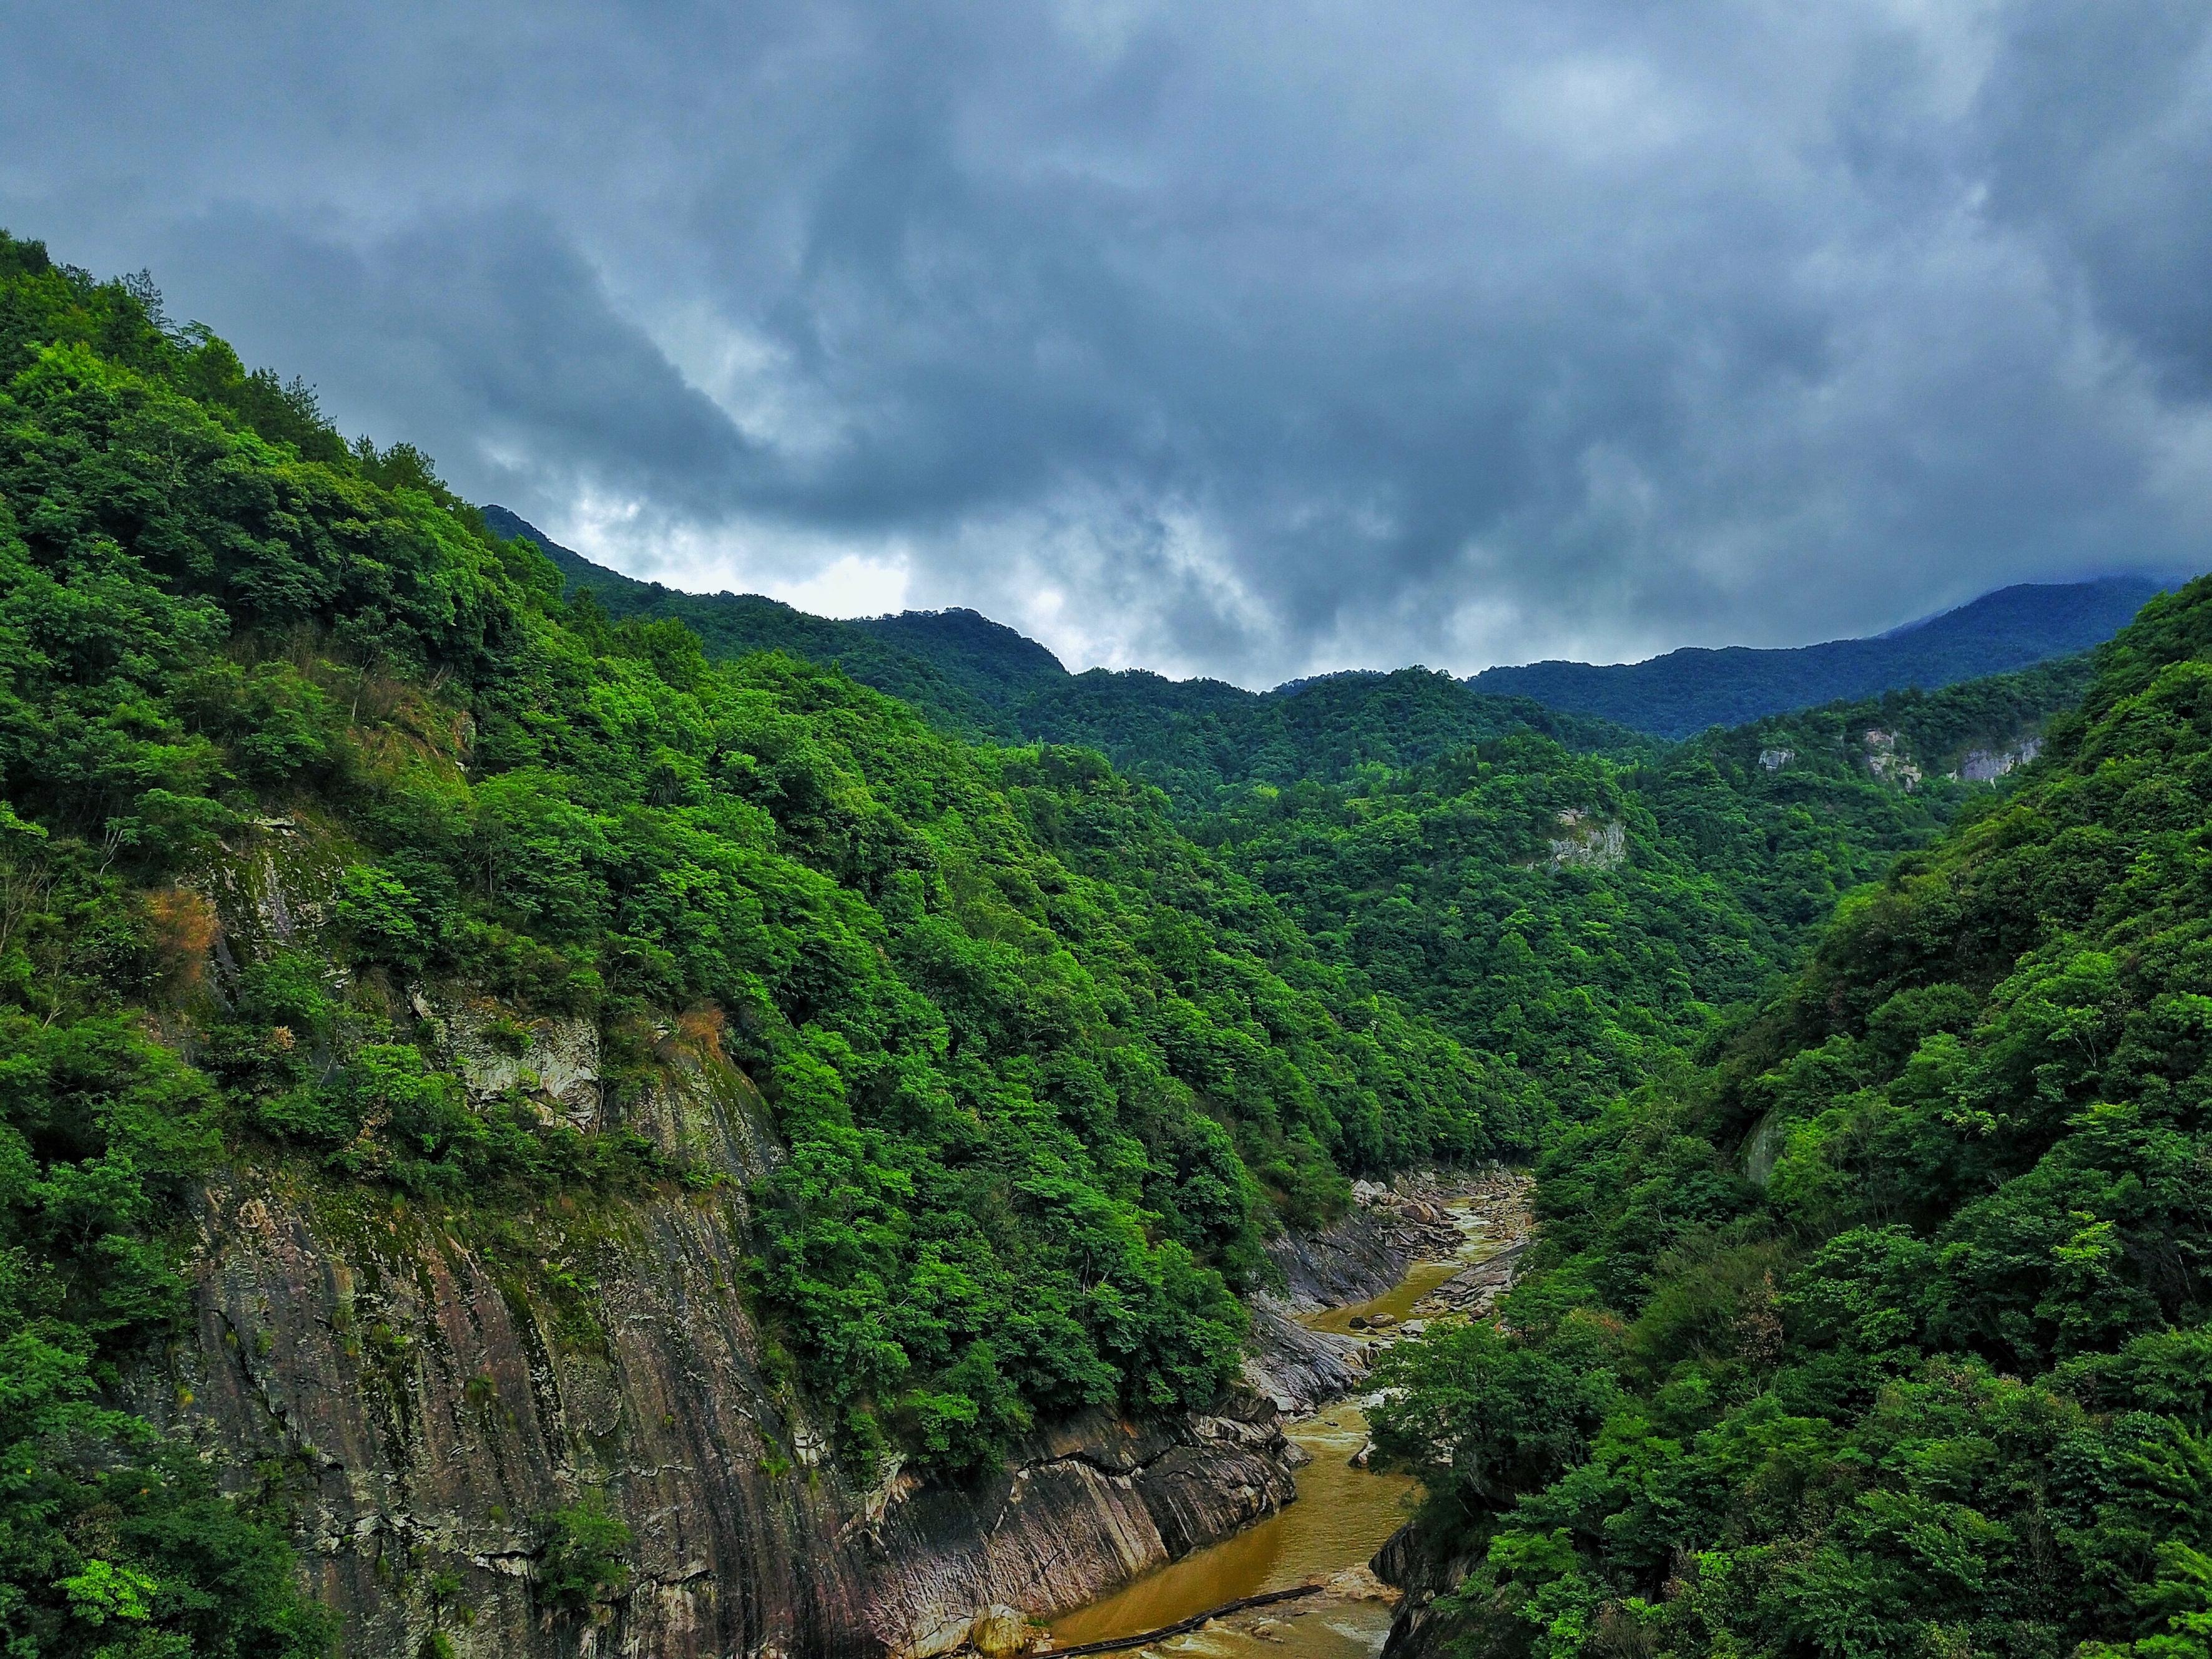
(0, 227), (2181, 1659)
(485, 511), (2092, 1136)
(1373, 577), (2212, 1659)
(491, 504), (2155, 784)
(1199, 657), (2089, 1123)
(0, 232), (1554, 1652)
(488, 507), (1639, 804)
(1470, 576), (2169, 739)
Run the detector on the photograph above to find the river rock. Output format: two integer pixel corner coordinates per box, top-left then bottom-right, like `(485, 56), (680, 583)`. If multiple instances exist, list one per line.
(1241, 1298), (1365, 1414)
(969, 1604), (1038, 1655)
(1324, 1565), (1401, 1603)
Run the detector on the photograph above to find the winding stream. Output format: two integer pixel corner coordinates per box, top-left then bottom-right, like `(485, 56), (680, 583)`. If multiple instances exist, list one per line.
(1045, 1212), (1506, 1659)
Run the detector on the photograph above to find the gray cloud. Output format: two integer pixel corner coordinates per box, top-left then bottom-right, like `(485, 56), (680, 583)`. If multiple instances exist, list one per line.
(2, 0), (2208, 683)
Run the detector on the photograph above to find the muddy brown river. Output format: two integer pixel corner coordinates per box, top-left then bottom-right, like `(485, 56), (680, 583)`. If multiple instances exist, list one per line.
(1046, 1218), (1505, 1658)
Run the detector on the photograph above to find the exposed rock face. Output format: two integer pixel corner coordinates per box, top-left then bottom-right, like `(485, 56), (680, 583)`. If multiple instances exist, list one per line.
(149, 1161), (853, 1657)
(1546, 810), (1626, 870)
(1264, 1184), (1462, 1313)
(147, 1146), (1304, 1659)
(1413, 1241), (1526, 1320)
(1373, 1522), (1483, 1659)
(440, 998), (605, 1131)
(1243, 1301), (1367, 1416)
(1246, 1172), (1520, 1413)
(1954, 735), (2042, 783)
(1246, 1176), (1470, 1412)
(1757, 747), (1794, 772)
(142, 820), (1316, 1659)
(1742, 1107), (1790, 1189)
(1861, 728), (1924, 790)
(863, 1400), (1295, 1657)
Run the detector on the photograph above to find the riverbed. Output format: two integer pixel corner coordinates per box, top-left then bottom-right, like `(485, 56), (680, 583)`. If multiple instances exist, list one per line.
(1044, 1200), (1513, 1658)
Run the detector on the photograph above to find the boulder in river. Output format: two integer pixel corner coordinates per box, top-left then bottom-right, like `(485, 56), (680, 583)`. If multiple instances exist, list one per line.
(970, 1604), (1039, 1655)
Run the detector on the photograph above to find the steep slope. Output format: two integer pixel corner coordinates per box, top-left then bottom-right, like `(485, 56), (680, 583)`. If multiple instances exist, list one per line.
(1371, 577), (2212, 1659)
(1202, 656), (2090, 1123)
(0, 235), (1525, 1657)
(1471, 575), (2169, 738)
(488, 507), (1638, 807)
(482, 504), (1053, 738)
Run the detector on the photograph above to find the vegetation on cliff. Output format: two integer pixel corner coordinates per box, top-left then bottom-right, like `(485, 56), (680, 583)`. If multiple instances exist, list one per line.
(0, 230), (1538, 1650)
(0, 225), (2143, 1656)
(1373, 579), (2212, 1658)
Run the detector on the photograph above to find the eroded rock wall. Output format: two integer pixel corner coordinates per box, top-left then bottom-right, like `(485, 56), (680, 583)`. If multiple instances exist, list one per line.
(145, 1073), (1307, 1659)
(141, 821), (1314, 1658)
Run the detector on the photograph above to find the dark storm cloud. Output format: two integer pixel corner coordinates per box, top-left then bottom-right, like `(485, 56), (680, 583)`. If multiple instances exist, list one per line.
(2, 1), (2208, 682)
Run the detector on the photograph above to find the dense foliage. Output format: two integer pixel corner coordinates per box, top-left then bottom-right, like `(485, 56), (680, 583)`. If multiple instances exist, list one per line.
(483, 505), (1060, 740)
(0, 226), (2166, 1654)
(490, 508), (1646, 806)
(1470, 578), (2162, 738)
(0, 230), (1547, 1647)
(1201, 664), (2083, 1122)
(1372, 578), (2212, 1659)
(1015, 668), (1638, 814)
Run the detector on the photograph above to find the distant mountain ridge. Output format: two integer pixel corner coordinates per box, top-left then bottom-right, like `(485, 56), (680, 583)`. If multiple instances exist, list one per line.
(484, 507), (1638, 804)
(481, 504), (1064, 734)
(484, 505), (2173, 756)
(1468, 575), (2172, 738)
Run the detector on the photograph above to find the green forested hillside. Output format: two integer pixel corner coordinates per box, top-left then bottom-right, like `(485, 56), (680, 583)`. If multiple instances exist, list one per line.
(1373, 579), (2212, 1659)
(487, 508), (1641, 805)
(481, 504), (1061, 739)
(1199, 662), (2083, 1122)
(0, 233), (1532, 1652)
(1015, 667), (1637, 813)
(493, 504), (2158, 767)
(0, 227), (2169, 1659)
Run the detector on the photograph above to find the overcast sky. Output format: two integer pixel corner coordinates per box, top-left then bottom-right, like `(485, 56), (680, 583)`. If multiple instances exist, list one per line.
(4, 2), (2208, 684)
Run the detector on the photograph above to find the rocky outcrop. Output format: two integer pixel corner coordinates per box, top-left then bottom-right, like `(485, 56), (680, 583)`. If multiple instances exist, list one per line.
(143, 820), (1311, 1659)
(147, 1145), (1303, 1659)
(150, 1157), (854, 1658)
(862, 1399), (1295, 1657)
(1242, 1302), (1366, 1416)
(1263, 1181), (1465, 1313)
(1953, 734), (2042, 783)
(1413, 1241), (1526, 1321)
(1861, 728), (1924, 790)
(1244, 1173), (1491, 1413)
(1546, 810), (1626, 870)
(1247, 1168), (1521, 1416)
(1373, 1522), (1483, 1659)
